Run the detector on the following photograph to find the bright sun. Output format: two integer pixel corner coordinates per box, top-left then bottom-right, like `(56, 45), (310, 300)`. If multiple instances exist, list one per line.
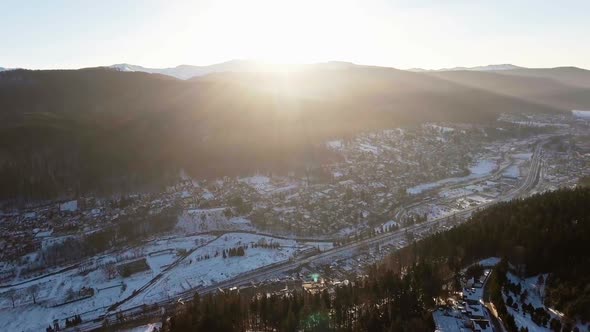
(172, 0), (372, 65)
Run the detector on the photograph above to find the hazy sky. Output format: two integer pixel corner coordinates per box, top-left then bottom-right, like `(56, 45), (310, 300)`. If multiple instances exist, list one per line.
(2, 0), (589, 70)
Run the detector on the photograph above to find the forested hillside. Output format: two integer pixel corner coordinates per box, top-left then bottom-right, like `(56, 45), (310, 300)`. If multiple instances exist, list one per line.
(162, 188), (589, 331)
(0, 66), (565, 201)
(401, 187), (589, 319)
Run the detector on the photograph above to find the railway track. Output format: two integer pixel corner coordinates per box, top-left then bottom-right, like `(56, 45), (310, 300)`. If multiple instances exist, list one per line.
(69, 140), (546, 331)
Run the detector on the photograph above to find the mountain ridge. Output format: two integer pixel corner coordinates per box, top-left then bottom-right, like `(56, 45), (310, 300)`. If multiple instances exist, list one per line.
(410, 64), (524, 72)
(109, 59), (274, 79)
(0, 64), (565, 200)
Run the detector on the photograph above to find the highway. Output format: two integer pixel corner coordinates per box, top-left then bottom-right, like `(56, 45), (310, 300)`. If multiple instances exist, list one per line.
(67, 139), (546, 331)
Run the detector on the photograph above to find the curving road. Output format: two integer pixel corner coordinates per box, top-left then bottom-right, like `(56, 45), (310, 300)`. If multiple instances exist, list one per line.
(67, 139), (546, 331)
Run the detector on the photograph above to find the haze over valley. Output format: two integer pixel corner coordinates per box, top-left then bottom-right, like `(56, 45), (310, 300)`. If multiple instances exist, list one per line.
(1, 1), (590, 331)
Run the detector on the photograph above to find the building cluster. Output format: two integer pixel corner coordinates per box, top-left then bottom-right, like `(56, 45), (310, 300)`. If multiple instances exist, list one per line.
(1, 115), (588, 289)
(433, 267), (494, 332)
(0, 191), (177, 278)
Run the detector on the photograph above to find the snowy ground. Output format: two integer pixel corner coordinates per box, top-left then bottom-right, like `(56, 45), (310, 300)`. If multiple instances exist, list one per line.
(176, 208), (255, 233)
(572, 110), (590, 119)
(411, 204), (461, 221)
(0, 235), (213, 332)
(374, 220), (398, 232)
(502, 271), (588, 332)
(122, 322), (162, 332)
(0, 231), (328, 331)
(434, 258), (501, 332)
(407, 159), (498, 195)
(503, 272), (556, 332)
(503, 164), (521, 178)
(433, 310), (468, 331)
(237, 175), (301, 196)
(121, 232), (323, 309)
(439, 187), (473, 199)
(477, 257), (500, 267)
(239, 175), (271, 192)
(326, 140), (343, 150)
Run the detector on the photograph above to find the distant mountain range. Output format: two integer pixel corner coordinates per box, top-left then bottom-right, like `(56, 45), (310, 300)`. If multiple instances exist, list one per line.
(108, 61), (590, 90)
(108, 60), (359, 79)
(109, 60), (268, 79)
(409, 64), (524, 72)
(1, 61), (589, 200)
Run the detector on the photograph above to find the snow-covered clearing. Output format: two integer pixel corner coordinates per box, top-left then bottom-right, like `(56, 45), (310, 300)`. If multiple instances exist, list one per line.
(237, 175), (300, 196)
(176, 208), (255, 233)
(121, 233), (321, 310)
(326, 140), (343, 150)
(477, 257), (500, 267)
(122, 322), (162, 332)
(425, 123), (455, 133)
(433, 310), (466, 331)
(359, 143), (380, 155)
(239, 175), (273, 194)
(407, 159), (497, 195)
(503, 165), (520, 179)
(513, 152), (533, 160)
(502, 272), (585, 332)
(503, 272), (556, 332)
(0, 235), (213, 332)
(0, 231), (323, 331)
(572, 110), (590, 119)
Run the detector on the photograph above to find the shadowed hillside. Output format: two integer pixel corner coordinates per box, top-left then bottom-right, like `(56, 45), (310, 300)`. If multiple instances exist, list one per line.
(428, 70), (590, 110)
(0, 65), (561, 201)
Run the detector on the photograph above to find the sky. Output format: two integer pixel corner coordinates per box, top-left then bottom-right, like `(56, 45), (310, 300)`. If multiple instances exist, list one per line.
(1, 0), (589, 70)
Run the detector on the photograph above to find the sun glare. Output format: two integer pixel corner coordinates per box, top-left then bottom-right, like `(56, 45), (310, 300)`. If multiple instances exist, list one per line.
(176, 0), (369, 65)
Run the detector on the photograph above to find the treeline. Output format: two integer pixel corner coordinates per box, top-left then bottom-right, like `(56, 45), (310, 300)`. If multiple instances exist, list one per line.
(164, 188), (589, 331)
(393, 187), (590, 320)
(42, 206), (179, 266)
(0, 65), (559, 201)
(223, 247), (246, 258)
(487, 259), (520, 332)
(167, 263), (438, 332)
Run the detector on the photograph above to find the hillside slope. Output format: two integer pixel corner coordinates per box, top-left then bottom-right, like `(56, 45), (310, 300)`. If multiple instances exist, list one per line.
(499, 66), (590, 89)
(429, 70), (590, 110)
(164, 188), (590, 332)
(0, 66), (560, 201)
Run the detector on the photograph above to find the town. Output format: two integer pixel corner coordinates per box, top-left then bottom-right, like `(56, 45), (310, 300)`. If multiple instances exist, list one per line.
(0, 111), (589, 331)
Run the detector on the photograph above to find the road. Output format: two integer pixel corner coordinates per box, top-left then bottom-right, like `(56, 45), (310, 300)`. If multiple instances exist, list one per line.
(67, 139), (546, 331)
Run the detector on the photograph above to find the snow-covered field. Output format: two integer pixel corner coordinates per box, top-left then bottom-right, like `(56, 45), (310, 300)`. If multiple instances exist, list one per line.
(176, 208), (255, 233)
(407, 159), (497, 195)
(121, 232), (322, 309)
(504, 272), (555, 332)
(503, 165), (521, 178)
(0, 263), (155, 331)
(122, 322), (162, 332)
(326, 140), (343, 150)
(572, 110), (590, 119)
(0, 231), (328, 331)
(502, 271), (587, 332)
(237, 175), (300, 196)
(0, 235), (215, 332)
